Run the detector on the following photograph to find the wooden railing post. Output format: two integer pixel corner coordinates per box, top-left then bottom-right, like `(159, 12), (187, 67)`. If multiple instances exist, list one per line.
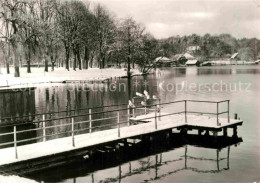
(42, 114), (46, 142)
(14, 126), (18, 159)
(89, 109), (92, 133)
(217, 102), (219, 126)
(117, 112), (120, 137)
(185, 100), (187, 123)
(72, 117), (75, 147)
(227, 100), (230, 123)
(127, 105), (130, 126)
(155, 107), (157, 130)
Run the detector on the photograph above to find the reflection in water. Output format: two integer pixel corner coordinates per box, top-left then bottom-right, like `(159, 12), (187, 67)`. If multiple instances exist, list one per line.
(0, 89), (37, 148)
(0, 78), (160, 146)
(0, 65), (259, 182)
(1, 66), (259, 122)
(25, 134), (242, 183)
(0, 89), (36, 121)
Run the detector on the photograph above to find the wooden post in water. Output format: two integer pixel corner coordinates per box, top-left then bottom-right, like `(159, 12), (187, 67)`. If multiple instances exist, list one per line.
(42, 114), (46, 142)
(89, 109), (92, 133)
(227, 100), (230, 123)
(185, 100), (187, 123)
(227, 146), (230, 169)
(14, 126), (18, 159)
(184, 145), (187, 169)
(217, 102), (219, 126)
(72, 117), (75, 147)
(155, 107), (157, 130)
(232, 126), (238, 138)
(117, 112), (120, 137)
(217, 149), (220, 171)
(223, 127), (228, 137)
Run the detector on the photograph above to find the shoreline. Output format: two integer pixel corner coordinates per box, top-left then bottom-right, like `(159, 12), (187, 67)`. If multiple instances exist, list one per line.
(0, 68), (143, 90)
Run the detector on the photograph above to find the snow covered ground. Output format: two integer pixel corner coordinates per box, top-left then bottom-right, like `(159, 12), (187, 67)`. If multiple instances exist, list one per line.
(0, 175), (37, 183)
(0, 67), (142, 89)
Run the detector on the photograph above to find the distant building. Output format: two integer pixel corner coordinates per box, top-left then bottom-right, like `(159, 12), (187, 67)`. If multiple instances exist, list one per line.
(230, 53), (239, 64)
(183, 53), (195, 60)
(231, 53), (238, 60)
(186, 60), (200, 66)
(155, 57), (171, 63)
(171, 53), (195, 65)
(155, 56), (176, 67)
(187, 45), (200, 53)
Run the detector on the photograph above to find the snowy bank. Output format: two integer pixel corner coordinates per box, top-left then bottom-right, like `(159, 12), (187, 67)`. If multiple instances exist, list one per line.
(0, 67), (142, 90)
(0, 175), (37, 183)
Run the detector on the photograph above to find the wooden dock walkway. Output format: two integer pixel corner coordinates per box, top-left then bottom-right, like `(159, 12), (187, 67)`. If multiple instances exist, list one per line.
(0, 99), (243, 173)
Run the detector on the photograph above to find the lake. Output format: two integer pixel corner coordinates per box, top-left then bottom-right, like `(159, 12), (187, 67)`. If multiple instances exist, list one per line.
(0, 65), (259, 182)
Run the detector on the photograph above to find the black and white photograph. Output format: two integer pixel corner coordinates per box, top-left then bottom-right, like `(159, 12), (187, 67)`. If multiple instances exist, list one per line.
(0, 0), (259, 182)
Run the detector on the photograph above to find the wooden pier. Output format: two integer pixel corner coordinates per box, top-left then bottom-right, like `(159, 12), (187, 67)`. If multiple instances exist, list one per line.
(25, 134), (243, 182)
(0, 99), (243, 174)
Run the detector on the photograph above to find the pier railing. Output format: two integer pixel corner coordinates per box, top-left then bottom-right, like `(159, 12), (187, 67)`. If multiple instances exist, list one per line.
(0, 99), (231, 159)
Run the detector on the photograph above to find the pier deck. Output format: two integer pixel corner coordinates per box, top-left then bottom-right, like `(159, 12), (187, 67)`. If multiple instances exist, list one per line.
(0, 113), (242, 167)
(0, 99), (244, 174)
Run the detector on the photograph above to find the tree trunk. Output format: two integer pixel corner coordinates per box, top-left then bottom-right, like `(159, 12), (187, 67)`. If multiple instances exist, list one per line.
(12, 45), (20, 77)
(51, 55), (54, 71)
(98, 55), (101, 69)
(116, 53), (120, 67)
(65, 47), (70, 71)
(132, 60), (135, 69)
(83, 46), (89, 69)
(127, 27), (131, 77)
(127, 55), (131, 77)
(73, 49), (76, 71)
(102, 54), (105, 68)
(27, 60), (31, 73)
(90, 52), (94, 68)
(27, 47), (31, 73)
(44, 58), (48, 72)
(6, 60), (10, 74)
(76, 47), (81, 70)
(14, 65), (20, 77)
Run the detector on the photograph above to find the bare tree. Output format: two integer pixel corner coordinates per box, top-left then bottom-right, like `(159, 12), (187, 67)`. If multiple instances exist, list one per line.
(0, 0), (27, 77)
(119, 17), (144, 76)
(93, 4), (116, 69)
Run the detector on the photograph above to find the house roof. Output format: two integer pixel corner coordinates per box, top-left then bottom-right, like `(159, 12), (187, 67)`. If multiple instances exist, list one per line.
(171, 53), (195, 61)
(231, 53), (238, 59)
(171, 54), (183, 61)
(155, 57), (172, 63)
(187, 46), (200, 51)
(183, 53), (195, 60)
(186, 60), (198, 65)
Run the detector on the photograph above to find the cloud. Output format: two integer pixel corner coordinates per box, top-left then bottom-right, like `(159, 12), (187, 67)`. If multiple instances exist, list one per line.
(90, 0), (260, 39)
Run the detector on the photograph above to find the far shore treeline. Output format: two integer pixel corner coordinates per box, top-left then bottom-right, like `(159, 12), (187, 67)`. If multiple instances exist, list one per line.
(0, 0), (259, 77)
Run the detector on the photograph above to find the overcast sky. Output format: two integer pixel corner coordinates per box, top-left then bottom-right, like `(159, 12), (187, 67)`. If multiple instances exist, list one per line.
(91, 0), (260, 39)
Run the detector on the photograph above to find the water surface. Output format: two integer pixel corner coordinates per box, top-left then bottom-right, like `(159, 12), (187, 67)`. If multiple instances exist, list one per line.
(0, 65), (260, 182)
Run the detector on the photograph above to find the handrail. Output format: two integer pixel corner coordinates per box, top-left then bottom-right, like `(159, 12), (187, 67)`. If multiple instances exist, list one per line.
(0, 99), (229, 123)
(0, 99), (230, 129)
(0, 99), (229, 128)
(0, 108), (130, 128)
(0, 103), (129, 121)
(0, 99), (231, 160)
